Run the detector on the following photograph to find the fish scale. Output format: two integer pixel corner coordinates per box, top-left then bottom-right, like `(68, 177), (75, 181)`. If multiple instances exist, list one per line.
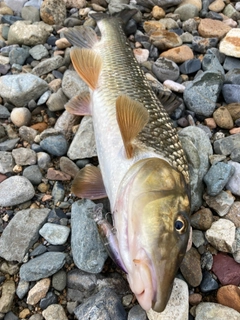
(95, 18), (189, 184)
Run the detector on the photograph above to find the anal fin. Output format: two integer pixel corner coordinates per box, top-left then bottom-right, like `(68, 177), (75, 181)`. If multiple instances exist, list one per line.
(65, 91), (91, 115)
(71, 48), (102, 90)
(71, 165), (107, 200)
(116, 95), (149, 159)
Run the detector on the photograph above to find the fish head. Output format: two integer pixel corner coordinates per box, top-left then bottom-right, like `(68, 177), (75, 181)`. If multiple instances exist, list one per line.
(114, 157), (190, 312)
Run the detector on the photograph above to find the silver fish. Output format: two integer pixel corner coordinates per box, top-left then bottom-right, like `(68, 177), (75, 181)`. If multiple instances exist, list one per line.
(64, 11), (191, 312)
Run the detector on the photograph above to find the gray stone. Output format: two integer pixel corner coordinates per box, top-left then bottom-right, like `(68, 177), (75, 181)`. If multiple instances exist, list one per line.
(0, 105), (10, 118)
(202, 49), (225, 75)
(19, 126), (38, 144)
(39, 291), (58, 310)
(203, 162), (235, 196)
(128, 305), (147, 320)
(179, 126), (213, 212)
(24, 0), (43, 8)
(37, 90), (51, 105)
(32, 55), (64, 77)
(23, 165), (43, 185)
(67, 116), (97, 160)
(52, 270), (66, 291)
(203, 190), (234, 217)
(152, 57), (180, 82)
(4, 311), (19, 320)
(233, 228), (240, 263)
(39, 223), (70, 245)
(9, 47), (29, 66)
(12, 147), (36, 166)
(29, 314), (44, 320)
(29, 44), (49, 60)
(0, 176), (35, 207)
(192, 230), (205, 248)
(42, 304), (67, 320)
(19, 252), (66, 281)
(183, 71), (224, 117)
(0, 280), (15, 313)
(174, 4), (199, 21)
(46, 89), (68, 112)
(71, 200), (108, 273)
(74, 288), (127, 320)
(230, 148), (240, 162)
(40, 135), (68, 157)
(5, 0), (28, 13)
(214, 133), (240, 155)
(54, 110), (80, 139)
(0, 138), (19, 152)
(226, 161), (240, 196)
(8, 21), (52, 46)
(0, 152), (14, 173)
(195, 302), (240, 320)
(52, 181), (65, 205)
(222, 84), (240, 104)
(0, 74), (48, 107)
(37, 152), (51, 170)
(61, 69), (89, 99)
(0, 208), (49, 262)
(16, 280), (29, 299)
(21, 6), (40, 22)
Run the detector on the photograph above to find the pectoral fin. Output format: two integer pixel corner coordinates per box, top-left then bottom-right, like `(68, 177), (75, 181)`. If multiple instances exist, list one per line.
(70, 48), (102, 90)
(116, 95), (149, 159)
(65, 91), (91, 115)
(71, 166), (107, 199)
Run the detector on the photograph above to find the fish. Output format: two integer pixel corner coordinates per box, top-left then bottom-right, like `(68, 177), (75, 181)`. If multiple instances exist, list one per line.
(64, 10), (191, 313)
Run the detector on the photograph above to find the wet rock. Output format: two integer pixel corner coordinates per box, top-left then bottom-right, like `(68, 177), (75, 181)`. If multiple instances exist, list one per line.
(0, 208), (49, 262)
(180, 247), (202, 287)
(27, 278), (51, 305)
(42, 304), (67, 320)
(212, 253), (240, 285)
(39, 223), (70, 245)
(217, 285), (240, 313)
(0, 280), (15, 313)
(71, 199), (108, 273)
(190, 208), (213, 230)
(74, 287), (126, 320)
(0, 74), (48, 107)
(0, 176), (35, 207)
(195, 302), (240, 319)
(19, 252), (66, 281)
(203, 190), (234, 217)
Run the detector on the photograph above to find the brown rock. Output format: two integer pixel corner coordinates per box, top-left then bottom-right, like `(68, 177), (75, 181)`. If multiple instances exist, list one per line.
(189, 293), (202, 306)
(180, 247), (202, 287)
(198, 18), (231, 39)
(217, 285), (240, 313)
(208, 0), (225, 12)
(31, 122), (48, 133)
(55, 38), (71, 49)
(152, 6), (165, 19)
(160, 45), (194, 63)
(40, 0), (66, 25)
(150, 30), (182, 51)
(27, 278), (51, 305)
(212, 253), (240, 286)
(47, 168), (71, 181)
(226, 103), (240, 121)
(213, 106), (234, 129)
(0, 4), (13, 15)
(48, 79), (62, 93)
(143, 21), (165, 35)
(59, 156), (79, 178)
(204, 118), (217, 129)
(219, 28), (240, 58)
(190, 208), (214, 231)
(19, 309), (31, 318)
(225, 201), (240, 227)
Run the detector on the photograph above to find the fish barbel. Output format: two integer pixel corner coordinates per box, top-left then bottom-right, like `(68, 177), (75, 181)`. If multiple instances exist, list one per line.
(64, 11), (191, 313)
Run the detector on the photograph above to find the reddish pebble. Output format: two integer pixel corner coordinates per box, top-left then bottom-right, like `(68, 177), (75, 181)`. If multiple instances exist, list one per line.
(229, 127), (240, 134)
(212, 253), (240, 285)
(0, 174), (7, 183)
(204, 118), (217, 129)
(46, 168), (71, 181)
(217, 285), (240, 313)
(189, 293), (202, 306)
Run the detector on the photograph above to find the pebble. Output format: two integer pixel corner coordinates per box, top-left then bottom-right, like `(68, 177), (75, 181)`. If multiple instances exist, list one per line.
(0, 176), (35, 207)
(16, 280), (30, 299)
(40, 291), (58, 310)
(128, 305), (147, 320)
(203, 190), (234, 217)
(40, 0), (66, 25)
(39, 223), (70, 245)
(46, 168), (71, 181)
(52, 181), (65, 205)
(0, 151), (14, 173)
(0, 74), (48, 107)
(213, 106), (234, 129)
(152, 57), (180, 82)
(217, 285), (240, 313)
(192, 230), (205, 248)
(26, 278), (51, 305)
(163, 80), (185, 93)
(225, 202), (240, 228)
(29, 44), (49, 60)
(198, 18), (231, 39)
(59, 156), (79, 178)
(21, 5), (40, 22)
(0, 208), (49, 262)
(147, 278), (189, 320)
(203, 162), (235, 196)
(195, 302), (240, 319)
(222, 84), (240, 104)
(46, 88), (68, 112)
(37, 151), (51, 170)
(226, 161), (240, 196)
(179, 58), (201, 74)
(160, 45), (194, 63)
(19, 252), (66, 281)
(61, 69), (89, 99)
(174, 4), (199, 21)
(32, 55), (64, 77)
(10, 107), (32, 127)
(219, 28), (240, 58)
(71, 199), (108, 273)
(180, 247), (202, 287)
(42, 304), (68, 320)
(190, 207), (213, 230)
(12, 147), (36, 166)
(40, 134), (68, 156)
(200, 270), (219, 292)
(212, 253), (240, 285)
(0, 280), (15, 313)
(23, 165), (43, 185)
(214, 133), (240, 155)
(52, 270), (67, 291)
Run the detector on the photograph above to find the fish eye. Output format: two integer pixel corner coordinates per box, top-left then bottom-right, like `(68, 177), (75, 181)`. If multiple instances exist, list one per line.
(174, 217), (186, 233)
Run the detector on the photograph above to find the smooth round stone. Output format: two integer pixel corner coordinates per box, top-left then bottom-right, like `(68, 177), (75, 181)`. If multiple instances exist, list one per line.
(128, 305), (148, 320)
(195, 302), (240, 319)
(217, 285), (240, 313)
(180, 247), (202, 287)
(42, 304), (67, 320)
(175, 4), (199, 21)
(23, 165), (42, 185)
(213, 106), (234, 129)
(0, 176), (35, 207)
(52, 270), (67, 291)
(160, 45), (194, 63)
(179, 58), (201, 74)
(152, 57), (179, 82)
(223, 56), (240, 71)
(200, 271), (219, 293)
(39, 291), (58, 310)
(39, 223), (70, 245)
(10, 107), (31, 127)
(37, 152), (51, 170)
(190, 208), (213, 230)
(226, 103), (240, 121)
(222, 84), (240, 103)
(40, 135), (68, 157)
(226, 161), (240, 196)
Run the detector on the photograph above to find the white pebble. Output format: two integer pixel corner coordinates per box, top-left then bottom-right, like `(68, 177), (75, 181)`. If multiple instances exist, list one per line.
(11, 107), (31, 127)
(163, 80), (185, 93)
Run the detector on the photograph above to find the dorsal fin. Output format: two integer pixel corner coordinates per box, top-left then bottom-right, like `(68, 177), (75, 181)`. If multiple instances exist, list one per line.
(65, 91), (91, 115)
(71, 166), (107, 200)
(70, 48), (102, 90)
(116, 95), (149, 159)
(63, 25), (98, 49)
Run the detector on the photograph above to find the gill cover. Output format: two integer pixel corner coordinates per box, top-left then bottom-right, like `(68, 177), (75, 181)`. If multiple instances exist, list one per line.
(114, 157), (190, 312)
